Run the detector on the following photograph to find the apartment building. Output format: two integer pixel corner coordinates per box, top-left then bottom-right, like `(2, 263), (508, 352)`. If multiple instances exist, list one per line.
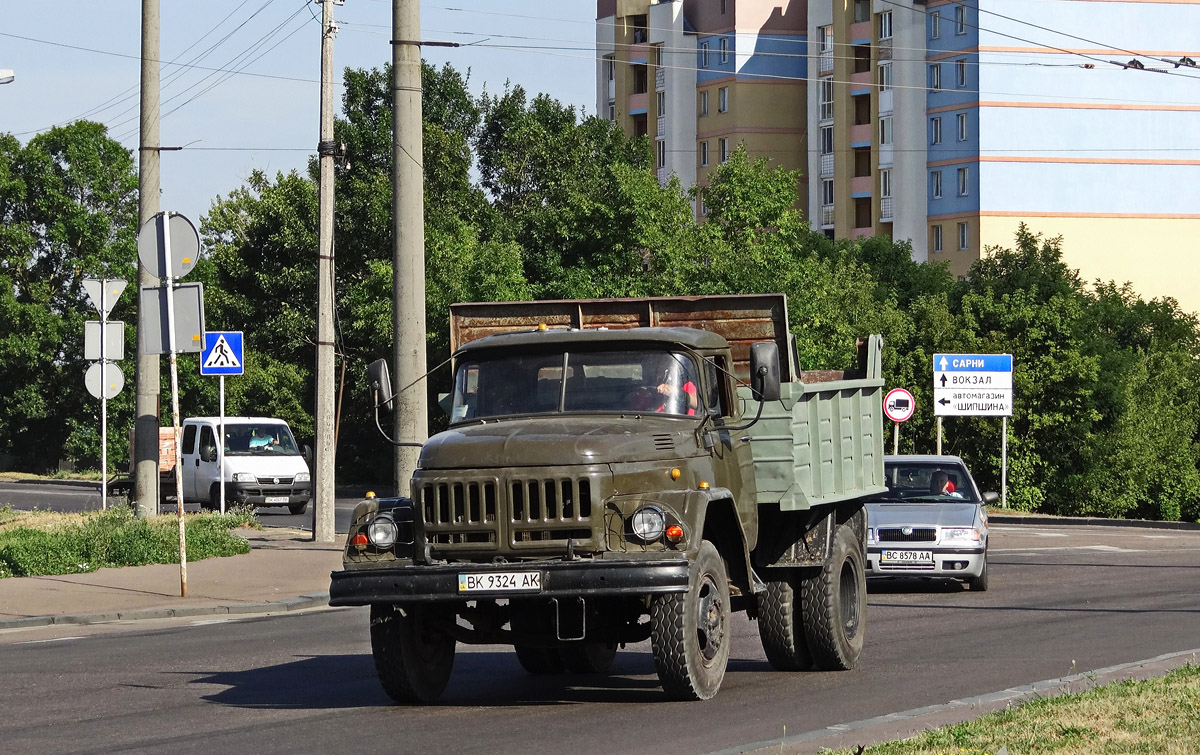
(597, 1), (1200, 312)
(596, 0), (807, 213)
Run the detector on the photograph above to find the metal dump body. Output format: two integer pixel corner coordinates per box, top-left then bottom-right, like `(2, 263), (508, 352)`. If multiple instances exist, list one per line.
(739, 334), (886, 511)
(449, 294), (793, 382)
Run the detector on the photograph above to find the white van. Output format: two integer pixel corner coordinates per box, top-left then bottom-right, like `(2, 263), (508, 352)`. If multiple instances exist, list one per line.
(177, 417), (312, 513)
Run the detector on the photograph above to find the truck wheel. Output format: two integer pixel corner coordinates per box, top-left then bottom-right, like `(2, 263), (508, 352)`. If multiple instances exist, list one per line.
(650, 540), (731, 700)
(288, 502), (308, 515)
(562, 643), (618, 674)
(966, 554), (989, 592)
(800, 521), (866, 671)
(756, 576), (813, 671)
(370, 603), (456, 703)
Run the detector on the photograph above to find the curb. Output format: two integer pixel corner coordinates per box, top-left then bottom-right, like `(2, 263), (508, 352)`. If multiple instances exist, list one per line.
(0, 592), (332, 631)
(989, 514), (1200, 531)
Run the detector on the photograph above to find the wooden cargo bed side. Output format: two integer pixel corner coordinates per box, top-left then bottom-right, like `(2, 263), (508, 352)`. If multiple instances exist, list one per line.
(449, 294), (794, 382)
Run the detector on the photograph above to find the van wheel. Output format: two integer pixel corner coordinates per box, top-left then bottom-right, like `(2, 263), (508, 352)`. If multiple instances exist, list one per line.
(650, 540), (731, 700)
(370, 603), (456, 703)
(204, 485), (222, 511)
(288, 502), (308, 515)
(800, 521), (866, 670)
(757, 575), (813, 671)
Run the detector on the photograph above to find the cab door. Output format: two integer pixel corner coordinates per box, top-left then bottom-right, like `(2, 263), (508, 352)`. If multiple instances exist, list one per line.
(191, 424), (221, 502)
(702, 353), (759, 548)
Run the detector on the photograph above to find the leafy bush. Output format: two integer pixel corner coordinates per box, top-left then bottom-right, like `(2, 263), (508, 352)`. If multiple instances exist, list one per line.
(0, 505), (256, 578)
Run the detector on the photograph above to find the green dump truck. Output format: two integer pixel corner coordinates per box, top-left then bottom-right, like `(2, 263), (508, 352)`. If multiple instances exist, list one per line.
(329, 294), (886, 702)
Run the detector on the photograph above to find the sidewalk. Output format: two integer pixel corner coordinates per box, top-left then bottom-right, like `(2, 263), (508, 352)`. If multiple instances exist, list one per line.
(0, 528), (344, 630)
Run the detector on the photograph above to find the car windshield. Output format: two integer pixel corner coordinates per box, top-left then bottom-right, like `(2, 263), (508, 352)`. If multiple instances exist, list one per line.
(877, 462), (979, 503)
(450, 349), (703, 422)
(223, 423), (300, 456)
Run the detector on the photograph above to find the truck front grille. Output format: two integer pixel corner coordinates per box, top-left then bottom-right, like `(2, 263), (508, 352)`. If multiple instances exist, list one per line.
(510, 476), (593, 544)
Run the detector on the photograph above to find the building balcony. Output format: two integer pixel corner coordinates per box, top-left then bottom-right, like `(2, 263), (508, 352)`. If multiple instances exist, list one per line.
(852, 226), (873, 239)
(657, 114), (666, 136)
(819, 50), (834, 74)
(608, 80), (615, 101)
(850, 175), (872, 196)
(878, 89), (893, 114)
(821, 205), (835, 226)
(878, 143), (894, 167)
(629, 42), (650, 63)
(850, 70), (872, 88)
(656, 67), (666, 90)
(821, 153), (834, 176)
(849, 21), (870, 42)
(627, 92), (648, 114)
(849, 123), (872, 145)
(657, 167), (668, 186)
(878, 38), (892, 60)
(880, 197), (894, 221)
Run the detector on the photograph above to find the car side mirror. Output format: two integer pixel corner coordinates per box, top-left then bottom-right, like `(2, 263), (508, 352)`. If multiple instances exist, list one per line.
(750, 342), (781, 402)
(368, 358), (394, 414)
(303, 445), (314, 467)
(201, 444), (217, 463)
(982, 491), (999, 504)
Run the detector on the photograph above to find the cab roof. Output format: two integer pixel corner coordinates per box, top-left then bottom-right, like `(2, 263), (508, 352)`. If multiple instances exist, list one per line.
(455, 326), (729, 356)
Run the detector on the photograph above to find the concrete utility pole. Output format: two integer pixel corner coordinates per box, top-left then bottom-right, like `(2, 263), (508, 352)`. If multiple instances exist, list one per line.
(135, 0), (162, 518)
(312, 0), (338, 543)
(392, 0), (428, 493)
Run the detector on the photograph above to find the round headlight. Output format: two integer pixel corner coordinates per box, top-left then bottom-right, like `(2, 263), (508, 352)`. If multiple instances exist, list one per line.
(367, 514), (398, 549)
(232, 472), (256, 483)
(630, 505), (666, 543)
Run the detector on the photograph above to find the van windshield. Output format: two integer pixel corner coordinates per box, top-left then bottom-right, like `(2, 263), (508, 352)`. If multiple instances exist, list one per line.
(223, 423), (300, 456)
(450, 349), (702, 422)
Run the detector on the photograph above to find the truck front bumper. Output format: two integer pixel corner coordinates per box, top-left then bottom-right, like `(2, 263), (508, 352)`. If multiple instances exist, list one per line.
(329, 558), (690, 606)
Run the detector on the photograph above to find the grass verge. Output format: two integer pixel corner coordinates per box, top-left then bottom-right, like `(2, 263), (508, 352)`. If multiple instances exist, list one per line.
(0, 504), (260, 579)
(826, 662), (1200, 754)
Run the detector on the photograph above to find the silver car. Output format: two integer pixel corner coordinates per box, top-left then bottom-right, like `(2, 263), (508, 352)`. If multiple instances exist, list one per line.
(866, 455), (998, 591)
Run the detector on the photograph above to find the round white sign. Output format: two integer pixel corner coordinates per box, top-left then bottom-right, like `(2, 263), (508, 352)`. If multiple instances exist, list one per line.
(884, 387), (915, 423)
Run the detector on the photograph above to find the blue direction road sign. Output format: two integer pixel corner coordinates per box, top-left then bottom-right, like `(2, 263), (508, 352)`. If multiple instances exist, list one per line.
(201, 331), (244, 376)
(933, 353), (1013, 417)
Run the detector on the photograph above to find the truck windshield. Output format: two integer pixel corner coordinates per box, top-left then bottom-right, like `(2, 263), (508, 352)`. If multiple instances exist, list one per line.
(223, 423), (300, 456)
(450, 349), (702, 422)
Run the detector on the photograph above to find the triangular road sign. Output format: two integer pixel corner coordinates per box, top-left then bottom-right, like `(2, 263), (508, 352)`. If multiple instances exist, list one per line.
(203, 334), (242, 370)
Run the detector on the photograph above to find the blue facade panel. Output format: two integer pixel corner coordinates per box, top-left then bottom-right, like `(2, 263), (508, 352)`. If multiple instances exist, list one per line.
(928, 163), (981, 217)
(979, 162), (1200, 216)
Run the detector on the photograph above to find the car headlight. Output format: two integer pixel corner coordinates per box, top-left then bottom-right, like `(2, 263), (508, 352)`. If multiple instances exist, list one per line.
(232, 472), (256, 483)
(941, 527), (981, 545)
(867, 527), (876, 544)
(629, 505), (666, 543)
(367, 514), (398, 549)
(294, 472), (310, 483)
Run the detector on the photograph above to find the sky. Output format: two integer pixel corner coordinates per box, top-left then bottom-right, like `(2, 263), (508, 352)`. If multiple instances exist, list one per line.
(1, 1), (598, 225)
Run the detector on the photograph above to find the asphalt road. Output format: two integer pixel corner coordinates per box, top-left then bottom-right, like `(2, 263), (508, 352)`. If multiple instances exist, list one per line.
(2, 522), (1198, 755)
(0, 479), (375, 532)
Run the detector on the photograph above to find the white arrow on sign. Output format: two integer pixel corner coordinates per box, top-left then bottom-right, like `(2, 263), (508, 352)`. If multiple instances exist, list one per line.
(939, 355), (949, 371)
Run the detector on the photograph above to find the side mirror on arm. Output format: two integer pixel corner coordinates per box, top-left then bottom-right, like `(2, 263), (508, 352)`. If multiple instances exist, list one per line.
(368, 359), (394, 414)
(201, 445), (217, 463)
(750, 342), (781, 402)
(981, 491), (999, 505)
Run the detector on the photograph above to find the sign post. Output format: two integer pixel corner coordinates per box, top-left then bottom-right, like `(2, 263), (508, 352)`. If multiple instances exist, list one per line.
(933, 353), (1014, 507)
(883, 387), (915, 455)
(83, 278), (126, 509)
(200, 332), (245, 513)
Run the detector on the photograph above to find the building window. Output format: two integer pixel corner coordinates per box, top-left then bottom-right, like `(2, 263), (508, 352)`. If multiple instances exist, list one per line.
(931, 11), (940, 39)
(956, 4), (967, 34)
(854, 0), (870, 24)
(657, 140), (666, 168)
(721, 0), (727, 13)
(879, 61), (892, 91)
(931, 117), (942, 145)
(958, 222), (969, 250)
(932, 170), (943, 199)
(930, 64), (942, 91)
(700, 41), (709, 68)
(958, 166), (969, 196)
(819, 78), (834, 120)
(933, 225), (944, 253)
(880, 168), (892, 198)
(819, 26), (833, 53)
(718, 86), (729, 113)
(822, 178), (835, 205)
(880, 11), (893, 40)
(820, 126), (834, 155)
(700, 200), (709, 216)
(719, 138), (729, 163)
(957, 113), (968, 141)
(657, 91), (666, 117)
(701, 141), (709, 166)
(699, 90), (709, 116)
(654, 45), (664, 67)
(879, 116), (893, 146)
(956, 59), (967, 87)
(719, 37), (729, 64)
(608, 103), (615, 120)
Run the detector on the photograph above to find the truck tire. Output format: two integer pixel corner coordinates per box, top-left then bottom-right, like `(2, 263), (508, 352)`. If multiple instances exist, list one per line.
(756, 576), (813, 671)
(510, 603), (566, 674)
(562, 643), (617, 674)
(650, 540), (731, 700)
(966, 553), (989, 592)
(800, 521), (866, 671)
(370, 603), (456, 703)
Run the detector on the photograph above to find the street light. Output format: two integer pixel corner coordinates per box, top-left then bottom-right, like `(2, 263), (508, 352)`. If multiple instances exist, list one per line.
(0, 69), (14, 85)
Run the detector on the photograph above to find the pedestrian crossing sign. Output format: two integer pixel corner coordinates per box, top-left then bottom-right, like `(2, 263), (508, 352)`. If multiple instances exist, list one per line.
(200, 331), (244, 376)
